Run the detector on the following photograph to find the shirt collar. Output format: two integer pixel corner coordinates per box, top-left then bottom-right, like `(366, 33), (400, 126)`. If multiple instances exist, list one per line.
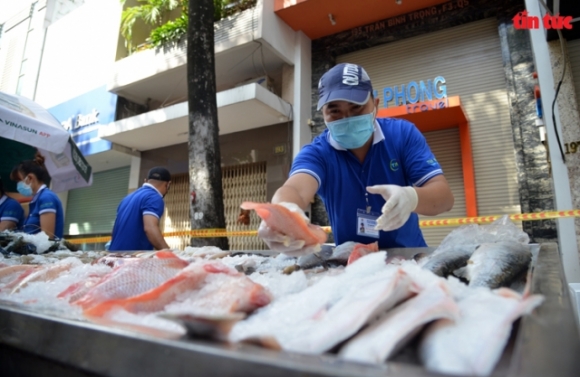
(30, 184), (47, 203)
(0, 195), (6, 206)
(143, 182), (163, 197)
(327, 119), (384, 151)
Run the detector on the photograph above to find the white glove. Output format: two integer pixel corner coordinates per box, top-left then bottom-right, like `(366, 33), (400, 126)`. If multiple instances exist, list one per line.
(257, 202), (321, 257)
(366, 185), (418, 231)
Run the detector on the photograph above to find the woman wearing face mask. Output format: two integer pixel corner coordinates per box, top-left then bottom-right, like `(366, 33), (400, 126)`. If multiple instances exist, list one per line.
(0, 176), (24, 231)
(10, 154), (64, 239)
(258, 63), (454, 256)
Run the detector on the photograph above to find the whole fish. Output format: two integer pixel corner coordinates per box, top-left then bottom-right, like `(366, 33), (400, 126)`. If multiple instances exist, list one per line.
(466, 242), (531, 289)
(9, 259), (79, 294)
(0, 265), (40, 291)
(58, 273), (109, 303)
(419, 287), (544, 376)
(75, 251), (188, 312)
(84, 260), (271, 318)
(339, 281), (459, 364)
(297, 241), (378, 270)
(240, 202), (327, 249)
(297, 244), (335, 270)
(421, 244), (479, 277)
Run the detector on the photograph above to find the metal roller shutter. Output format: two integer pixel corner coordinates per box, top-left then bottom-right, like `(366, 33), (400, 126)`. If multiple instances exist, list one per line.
(65, 166), (130, 236)
(421, 129), (465, 246)
(338, 18), (520, 245)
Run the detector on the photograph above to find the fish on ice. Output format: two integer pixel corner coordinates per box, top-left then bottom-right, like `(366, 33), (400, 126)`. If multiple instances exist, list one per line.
(230, 252), (422, 354)
(421, 244), (479, 277)
(465, 242), (532, 289)
(339, 280), (459, 364)
(84, 259), (271, 318)
(418, 286), (544, 376)
(296, 241), (379, 270)
(75, 251), (188, 312)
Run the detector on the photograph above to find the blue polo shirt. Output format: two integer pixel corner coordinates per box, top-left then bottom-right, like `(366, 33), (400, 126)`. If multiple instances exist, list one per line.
(0, 195), (24, 229)
(24, 185), (64, 239)
(109, 183), (165, 251)
(290, 117), (443, 248)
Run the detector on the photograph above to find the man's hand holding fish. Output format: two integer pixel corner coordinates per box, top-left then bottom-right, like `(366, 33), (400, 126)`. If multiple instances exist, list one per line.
(241, 201), (327, 256)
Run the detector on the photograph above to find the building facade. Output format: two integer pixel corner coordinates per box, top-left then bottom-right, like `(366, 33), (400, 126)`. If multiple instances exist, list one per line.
(275, 0), (580, 282)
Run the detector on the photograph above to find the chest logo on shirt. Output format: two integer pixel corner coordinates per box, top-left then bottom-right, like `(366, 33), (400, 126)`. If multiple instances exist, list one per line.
(390, 159), (400, 171)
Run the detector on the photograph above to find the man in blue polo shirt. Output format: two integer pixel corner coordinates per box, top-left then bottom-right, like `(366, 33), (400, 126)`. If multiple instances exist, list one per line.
(258, 63), (454, 255)
(108, 167), (172, 251)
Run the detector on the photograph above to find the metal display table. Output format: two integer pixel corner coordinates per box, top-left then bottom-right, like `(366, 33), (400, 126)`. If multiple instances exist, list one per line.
(0, 243), (578, 377)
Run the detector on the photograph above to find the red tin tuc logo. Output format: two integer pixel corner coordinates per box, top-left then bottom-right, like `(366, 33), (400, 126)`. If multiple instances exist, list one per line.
(513, 10), (573, 30)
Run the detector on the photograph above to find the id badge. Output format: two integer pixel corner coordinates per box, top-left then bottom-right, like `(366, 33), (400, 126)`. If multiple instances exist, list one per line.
(356, 208), (380, 238)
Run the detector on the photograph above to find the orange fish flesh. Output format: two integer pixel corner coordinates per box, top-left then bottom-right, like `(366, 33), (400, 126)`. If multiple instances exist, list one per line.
(240, 201), (327, 246)
(347, 241), (380, 265)
(75, 251), (188, 312)
(84, 260), (271, 318)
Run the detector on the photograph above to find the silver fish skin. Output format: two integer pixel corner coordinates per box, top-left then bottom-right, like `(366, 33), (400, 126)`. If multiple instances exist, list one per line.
(419, 287), (544, 377)
(297, 242), (356, 269)
(338, 280), (459, 364)
(297, 244), (335, 269)
(421, 244), (479, 277)
(466, 242), (531, 289)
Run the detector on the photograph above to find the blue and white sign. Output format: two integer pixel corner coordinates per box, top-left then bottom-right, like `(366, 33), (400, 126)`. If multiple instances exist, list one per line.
(49, 86), (117, 156)
(375, 76), (447, 108)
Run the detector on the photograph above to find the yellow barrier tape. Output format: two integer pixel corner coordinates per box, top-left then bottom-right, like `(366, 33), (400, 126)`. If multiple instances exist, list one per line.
(66, 210), (580, 245)
(418, 210), (580, 228)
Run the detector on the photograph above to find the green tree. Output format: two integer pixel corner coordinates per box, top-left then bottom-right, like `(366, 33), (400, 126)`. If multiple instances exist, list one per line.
(120, 0), (185, 52)
(120, 0), (256, 52)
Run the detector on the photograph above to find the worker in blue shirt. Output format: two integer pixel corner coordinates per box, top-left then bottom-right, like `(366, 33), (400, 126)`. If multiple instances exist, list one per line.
(10, 155), (64, 239)
(108, 167), (172, 251)
(0, 176), (24, 231)
(258, 63), (454, 255)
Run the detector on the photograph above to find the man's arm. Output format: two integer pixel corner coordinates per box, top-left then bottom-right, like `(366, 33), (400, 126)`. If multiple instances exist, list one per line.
(272, 173), (319, 210)
(143, 215), (170, 250)
(414, 175), (454, 216)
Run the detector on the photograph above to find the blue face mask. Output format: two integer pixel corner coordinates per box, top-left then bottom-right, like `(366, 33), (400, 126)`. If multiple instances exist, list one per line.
(325, 111), (375, 150)
(17, 180), (33, 197)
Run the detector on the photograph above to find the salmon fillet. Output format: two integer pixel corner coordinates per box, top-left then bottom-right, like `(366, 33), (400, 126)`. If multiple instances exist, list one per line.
(240, 202), (327, 246)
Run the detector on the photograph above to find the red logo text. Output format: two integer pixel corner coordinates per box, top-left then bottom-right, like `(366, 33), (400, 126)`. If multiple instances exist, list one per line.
(513, 11), (573, 30)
